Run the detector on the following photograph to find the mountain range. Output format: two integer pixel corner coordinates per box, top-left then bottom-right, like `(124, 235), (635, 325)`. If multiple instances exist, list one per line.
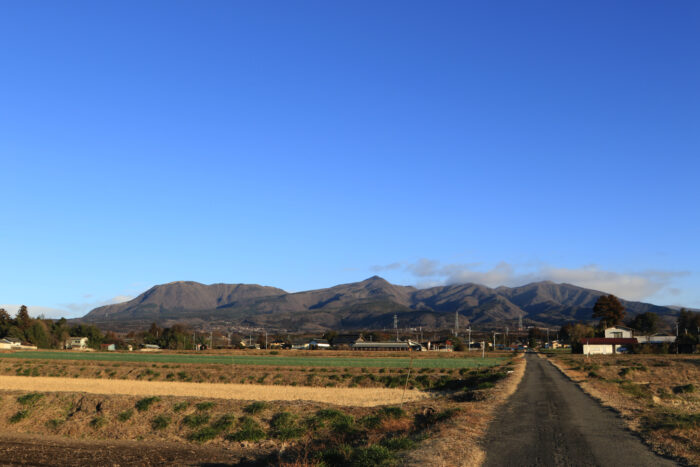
(81, 277), (679, 332)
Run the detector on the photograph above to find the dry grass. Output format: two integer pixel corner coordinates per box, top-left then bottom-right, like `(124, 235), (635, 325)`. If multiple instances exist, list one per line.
(544, 353), (699, 466)
(404, 354), (526, 467)
(0, 375), (429, 407)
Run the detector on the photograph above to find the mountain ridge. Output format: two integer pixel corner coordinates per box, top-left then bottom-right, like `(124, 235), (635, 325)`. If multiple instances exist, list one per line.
(82, 277), (680, 332)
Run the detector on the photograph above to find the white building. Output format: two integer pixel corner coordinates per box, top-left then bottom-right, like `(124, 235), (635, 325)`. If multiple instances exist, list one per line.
(65, 337), (89, 350)
(604, 326), (633, 339)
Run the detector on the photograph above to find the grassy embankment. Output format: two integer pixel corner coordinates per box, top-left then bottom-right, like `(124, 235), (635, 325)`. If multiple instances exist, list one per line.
(545, 353), (699, 466)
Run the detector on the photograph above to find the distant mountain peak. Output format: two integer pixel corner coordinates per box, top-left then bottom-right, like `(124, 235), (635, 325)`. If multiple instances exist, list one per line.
(81, 277), (680, 332)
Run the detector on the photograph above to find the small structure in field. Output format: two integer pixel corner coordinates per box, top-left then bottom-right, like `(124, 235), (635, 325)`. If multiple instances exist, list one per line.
(101, 343), (116, 351)
(65, 337), (89, 350)
(140, 344), (161, 352)
(309, 338), (331, 350)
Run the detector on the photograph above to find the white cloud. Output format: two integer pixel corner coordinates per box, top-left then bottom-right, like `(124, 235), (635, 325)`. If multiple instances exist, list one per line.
(397, 259), (688, 302)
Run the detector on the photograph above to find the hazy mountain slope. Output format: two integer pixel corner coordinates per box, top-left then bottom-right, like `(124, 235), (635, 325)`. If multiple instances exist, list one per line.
(81, 277), (680, 331)
(85, 281), (287, 320)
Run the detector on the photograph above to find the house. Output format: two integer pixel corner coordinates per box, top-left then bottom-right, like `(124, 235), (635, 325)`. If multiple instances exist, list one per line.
(352, 341), (411, 351)
(581, 337), (638, 355)
(101, 343), (116, 351)
(309, 338), (331, 350)
(65, 337), (89, 350)
(604, 326), (633, 339)
(331, 334), (364, 349)
(268, 340), (287, 349)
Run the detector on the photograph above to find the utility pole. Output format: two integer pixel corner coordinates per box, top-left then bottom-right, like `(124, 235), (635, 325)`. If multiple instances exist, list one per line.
(676, 323), (679, 355)
(265, 331), (268, 350)
(454, 312), (459, 337)
(420, 326), (423, 343)
(547, 328), (550, 348)
(481, 341), (485, 358)
(505, 326), (509, 346)
(492, 331), (496, 351)
(468, 327), (472, 352)
(394, 314), (398, 342)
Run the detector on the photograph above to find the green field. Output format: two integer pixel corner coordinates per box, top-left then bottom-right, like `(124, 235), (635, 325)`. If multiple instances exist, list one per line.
(0, 351), (503, 369)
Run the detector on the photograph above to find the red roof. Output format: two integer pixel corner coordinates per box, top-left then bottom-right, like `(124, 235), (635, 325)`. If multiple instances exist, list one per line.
(581, 338), (637, 345)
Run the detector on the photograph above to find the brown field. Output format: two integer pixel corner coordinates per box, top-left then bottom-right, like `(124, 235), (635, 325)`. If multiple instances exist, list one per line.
(0, 353), (523, 465)
(0, 375), (429, 406)
(544, 353), (700, 466)
(0, 353), (498, 390)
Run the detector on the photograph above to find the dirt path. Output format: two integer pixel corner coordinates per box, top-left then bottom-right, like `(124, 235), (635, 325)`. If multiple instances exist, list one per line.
(483, 353), (678, 467)
(0, 375), (428, 407)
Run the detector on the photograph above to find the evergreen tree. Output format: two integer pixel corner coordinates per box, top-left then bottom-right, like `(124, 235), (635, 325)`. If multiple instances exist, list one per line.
(592, 295), (625, 328)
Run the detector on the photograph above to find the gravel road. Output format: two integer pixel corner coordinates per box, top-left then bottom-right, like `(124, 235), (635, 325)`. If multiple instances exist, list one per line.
(483, 352), (678, 467)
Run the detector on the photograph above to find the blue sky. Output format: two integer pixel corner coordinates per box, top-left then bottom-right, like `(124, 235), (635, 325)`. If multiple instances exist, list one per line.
(1, 1), (698, 318)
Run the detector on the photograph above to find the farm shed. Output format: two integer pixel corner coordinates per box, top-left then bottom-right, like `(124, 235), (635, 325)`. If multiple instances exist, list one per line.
(352, 341), (410, 351)
(331, 334), (364, 349)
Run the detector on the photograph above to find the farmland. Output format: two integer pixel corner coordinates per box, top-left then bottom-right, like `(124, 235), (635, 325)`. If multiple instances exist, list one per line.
(0, 350), (524, 465)
(0, 349), (502, 369)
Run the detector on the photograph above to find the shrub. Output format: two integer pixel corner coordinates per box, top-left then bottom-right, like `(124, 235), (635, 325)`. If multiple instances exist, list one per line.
(646, 411), (700, 430)
(673, 384), (696, 394)
(319, 444), (353, 465)
(227, 416), (266, 442)
(244, 401), (268, 414)
(271, 411), (304, 440)
(118, 409), (134, 422)
(46, 418), (64, 429)
(17, 393), (44, 406)
(90, 416), (107, 429)
(135, 396), (160, 412)
(381, 436), (415, 451)
(151, 415), (171, 430)
(360, 415), (383, 429)
(380, 406), (406, 419)
(188, 426), (219, 443)
(350, 445), (394, 466)
(211, 414), (236, 432)
(196, 401), (215, 411)
(9, 410), (28, 423)
(620, 382), (652, 400)
(173, 401), (190, 412)
(183, 413), (210, 428)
